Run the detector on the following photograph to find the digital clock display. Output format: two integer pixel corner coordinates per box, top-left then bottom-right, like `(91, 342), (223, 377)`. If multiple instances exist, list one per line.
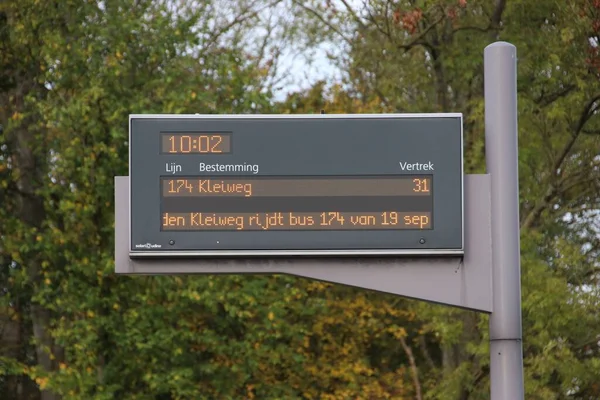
(161, 133), (231, 154)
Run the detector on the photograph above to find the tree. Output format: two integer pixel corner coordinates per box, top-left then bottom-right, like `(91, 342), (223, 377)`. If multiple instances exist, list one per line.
(0, 1), (277, 398)
(2, 0), (599, 398)
(278, 0), (600, 397)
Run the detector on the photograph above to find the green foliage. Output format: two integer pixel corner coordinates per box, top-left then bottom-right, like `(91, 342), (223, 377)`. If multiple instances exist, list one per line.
(279, 0), (600, 398)
(1, 0), (600, 399)
(0, 1), (275, 398)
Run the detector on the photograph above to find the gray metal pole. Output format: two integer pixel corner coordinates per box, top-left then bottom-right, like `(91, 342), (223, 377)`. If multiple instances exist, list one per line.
(484, 42), (524, 399)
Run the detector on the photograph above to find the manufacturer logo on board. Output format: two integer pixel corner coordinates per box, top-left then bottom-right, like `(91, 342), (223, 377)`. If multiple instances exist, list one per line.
(135, 243), (162, 249)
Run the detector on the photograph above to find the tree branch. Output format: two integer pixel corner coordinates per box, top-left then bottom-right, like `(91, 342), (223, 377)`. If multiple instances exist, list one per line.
(489, 0), (507, 40)
(340, 0), (367, 29)
(559, 204), (600, 219)
(398, 15), (444, 51)
(553, 94), (600, 178)
(572, 94), (600, 136)
(205, 0), (282, 49)
(521, 94), (600, 229)
(582, 128), (600, 135)
(454, 25), (493, 34)
(364, 5), (394, 43)
(472, 366), (490, 390)
(521, 185), (557, 230)
(558, 174), (600, 195)
(418, 335), (437, 370)
(534, 84), (577, 107)
(291, 0), (353, 46)
(384, 0), (392, 39)
(399, 335), (423, 400)
(374, 87), (393, 109)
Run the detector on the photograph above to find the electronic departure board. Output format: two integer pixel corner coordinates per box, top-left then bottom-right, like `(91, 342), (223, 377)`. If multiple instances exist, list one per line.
(129, 114), (463, 257)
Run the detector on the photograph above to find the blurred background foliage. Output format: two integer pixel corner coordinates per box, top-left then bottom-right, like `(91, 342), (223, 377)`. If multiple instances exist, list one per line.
(1, 0), (599, 399)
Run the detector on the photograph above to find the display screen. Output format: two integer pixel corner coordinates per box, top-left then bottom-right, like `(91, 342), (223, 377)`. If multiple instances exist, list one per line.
(160, 176), (432, 231)
(161, 133), (231, 154)
(129, 114), (464, 256)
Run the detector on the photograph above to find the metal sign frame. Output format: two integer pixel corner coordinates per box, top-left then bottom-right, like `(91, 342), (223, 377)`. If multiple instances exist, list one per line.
(115, 42), (524, 400)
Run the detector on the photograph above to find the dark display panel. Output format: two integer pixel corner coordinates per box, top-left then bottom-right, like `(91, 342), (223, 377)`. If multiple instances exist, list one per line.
(129, 114), (463, 257)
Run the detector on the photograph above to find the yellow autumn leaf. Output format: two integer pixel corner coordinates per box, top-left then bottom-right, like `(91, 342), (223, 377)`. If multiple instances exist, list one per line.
(268, 311), (274, 321)
(35, 377), (48, 389)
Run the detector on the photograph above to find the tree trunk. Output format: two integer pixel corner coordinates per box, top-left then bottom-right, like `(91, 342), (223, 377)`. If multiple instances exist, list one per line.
(11, 103), (59, 400)
(1, 306), (22, 399)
